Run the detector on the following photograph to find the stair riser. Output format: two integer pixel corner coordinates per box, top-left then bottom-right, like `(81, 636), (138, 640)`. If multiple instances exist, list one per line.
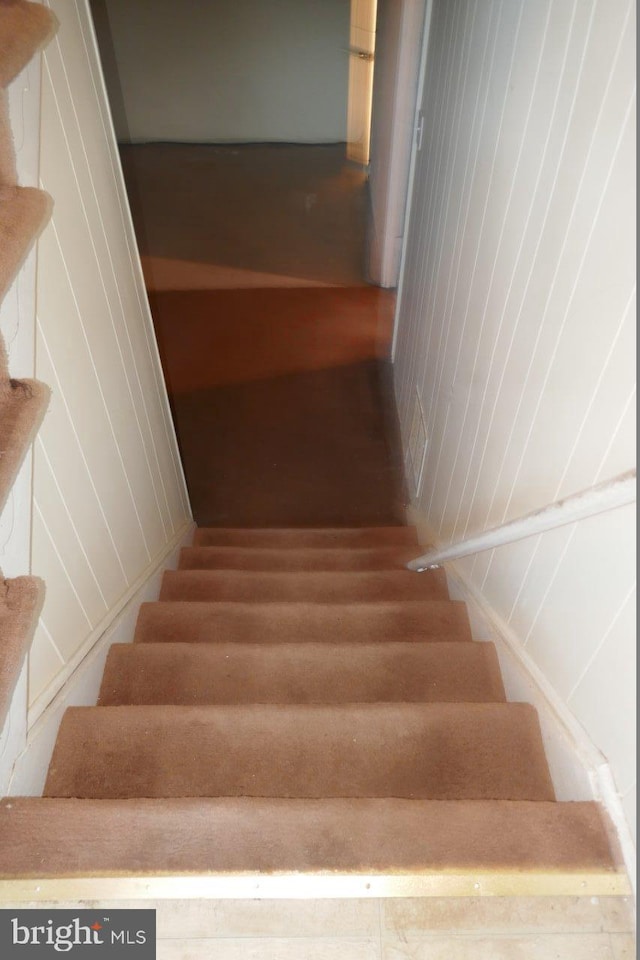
(193, 527), (419, 549)
(134, 600), (472, 644)
(98, 641), (506, 705)
(160, 570), (449, 603)
(179, 546), (417, 571)
(45, 703), (554, 802)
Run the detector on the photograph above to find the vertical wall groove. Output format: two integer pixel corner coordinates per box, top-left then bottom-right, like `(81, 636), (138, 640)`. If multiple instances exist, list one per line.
(395, 0), (636, 836)
(29, 0), (191, 713)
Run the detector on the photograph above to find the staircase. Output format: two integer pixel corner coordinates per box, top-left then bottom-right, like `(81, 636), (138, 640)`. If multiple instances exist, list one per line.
(0, 525), (623, 895)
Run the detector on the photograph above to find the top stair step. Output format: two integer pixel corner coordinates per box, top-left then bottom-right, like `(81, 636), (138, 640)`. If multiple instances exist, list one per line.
(193, 527), (419, 549)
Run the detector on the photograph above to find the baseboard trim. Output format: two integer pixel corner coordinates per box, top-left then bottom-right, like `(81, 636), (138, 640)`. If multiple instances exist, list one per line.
(407, 507), (636, 896)
(7, 519), (195, 796)
(0, 870), (630, 902)
(27, 519), (195, 726)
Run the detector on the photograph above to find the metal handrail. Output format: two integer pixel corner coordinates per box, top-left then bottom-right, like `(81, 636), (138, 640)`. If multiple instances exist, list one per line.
(408, 469), (636, 571)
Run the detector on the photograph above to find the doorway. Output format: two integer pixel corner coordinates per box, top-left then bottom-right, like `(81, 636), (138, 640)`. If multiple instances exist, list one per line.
(91, 0), (379, 289)
(89, 0), (415, 527)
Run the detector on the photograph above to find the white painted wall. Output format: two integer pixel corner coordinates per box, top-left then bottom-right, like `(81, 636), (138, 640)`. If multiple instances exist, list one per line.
(91, 0), (350, 144)
(9, 525), (193, 796)
(0, 55), (41, 579)
(0, 53), (43, 795)
(27, 0), (191, 725)
(368, 0), (427, 287)
(394, 0), (635, 840)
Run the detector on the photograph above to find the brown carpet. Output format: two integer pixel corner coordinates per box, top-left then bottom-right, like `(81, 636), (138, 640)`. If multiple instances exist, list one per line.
(0, 126), (621, 881)
(0, 576), (44, 729)
(0, 0), (56, 89)
(0, 797), (618, 877)
(159, 568), (449, 603)
(179, 545), (418, 570)
(98, 641), (506, 706)
(134, 599), (473, 645)
(0, 0), (55, 729)
(149, 286), (406, 528)
(193, 526), (418, 547)
(45, 702), (554, 801)
(1, 525), (621, 877)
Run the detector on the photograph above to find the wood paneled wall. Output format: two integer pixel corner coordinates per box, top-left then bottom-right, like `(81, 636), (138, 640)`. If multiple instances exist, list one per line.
(394, 0), (635, 834)
(28, 0), (190, 720)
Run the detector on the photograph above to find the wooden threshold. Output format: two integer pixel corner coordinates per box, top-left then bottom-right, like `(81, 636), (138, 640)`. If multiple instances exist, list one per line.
(0, 870), (630, 902)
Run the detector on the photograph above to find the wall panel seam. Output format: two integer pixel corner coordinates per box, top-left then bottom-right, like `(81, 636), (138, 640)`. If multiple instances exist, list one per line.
(454, 0), (578, 539)
(504, 534), (542, 620)
(36, 319), (129, 583)
(407, 1), (461, 415)
(72, 0), (190, 522)
(419, 0), (477, 417)
(485, 3), (633, 523)
(50, 21), (173, 535)
(36, 435), (110, 610)
(45, 217), (151, 561)
(522, 524), (577, 646)
(501, 91), (635, 523)
(422, 0), (503, 519)
(33, 501), (94, 631)
(63, 3), (179, 530)
(427, 2), (526, 531)
(43, 48), (169, 542)
(566, 583), (635, 703)
(594, 384), (636, 482)
(414, 0), (466, 408)
(552, 290), (634, 498)
(27, 517), (194, 726)
(398, 1), (451, 418)
(427, 0), (497, 440)
(35, 620), (66, 667)
(476, 0), (599, 530)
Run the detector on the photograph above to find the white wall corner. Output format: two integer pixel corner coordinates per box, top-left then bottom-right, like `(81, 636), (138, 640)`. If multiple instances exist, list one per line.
(406, 504), (636, 893)
(6, 518), (195, 797)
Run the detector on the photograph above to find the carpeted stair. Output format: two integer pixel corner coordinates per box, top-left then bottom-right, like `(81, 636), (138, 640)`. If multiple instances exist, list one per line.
(0, 0), (56, 733)
(0, 525), (623, 888)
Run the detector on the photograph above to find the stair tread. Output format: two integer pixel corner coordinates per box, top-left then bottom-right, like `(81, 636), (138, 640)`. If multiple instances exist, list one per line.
(160, 568), (449, 602)
(135, 599), (472, 644)
(179, 545), (417, 571)
(98, 640), (507, 705)
(193, 527), (419, 548)
(0, 797), (619, 878)
(44, 702), (554, 801)
(0, 376), (50, 520)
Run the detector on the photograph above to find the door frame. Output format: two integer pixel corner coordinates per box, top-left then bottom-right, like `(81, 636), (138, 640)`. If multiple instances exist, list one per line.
(367, 0), (431, 290)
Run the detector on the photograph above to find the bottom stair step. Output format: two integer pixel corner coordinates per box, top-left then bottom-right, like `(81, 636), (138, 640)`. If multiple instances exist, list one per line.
(0, 798), (622, 888)
(44, 702), (554, 801)
(98, 641), (507, 705)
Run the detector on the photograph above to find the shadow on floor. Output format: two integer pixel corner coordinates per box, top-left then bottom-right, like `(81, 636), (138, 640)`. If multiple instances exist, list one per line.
(121, 142), (368, 288)
(149, 287), (407, 527)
